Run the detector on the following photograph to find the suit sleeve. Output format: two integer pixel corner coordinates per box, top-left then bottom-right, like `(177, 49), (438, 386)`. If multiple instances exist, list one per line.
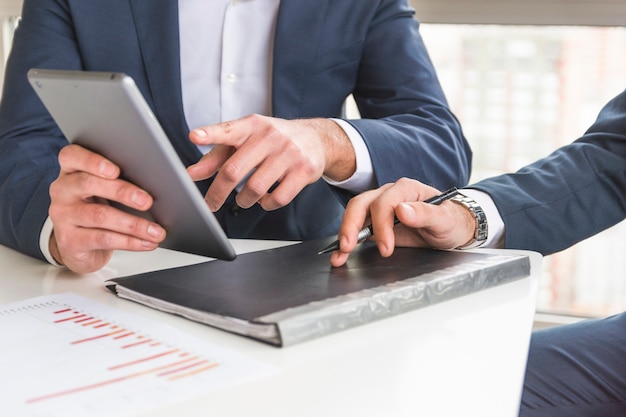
(0, 0), (81, 260)
(470, 89), (626, 255)
(348, 0), (472, 191)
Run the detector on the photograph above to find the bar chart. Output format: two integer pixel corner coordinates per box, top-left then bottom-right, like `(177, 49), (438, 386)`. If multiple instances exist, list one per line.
(0, 293), (274, 417)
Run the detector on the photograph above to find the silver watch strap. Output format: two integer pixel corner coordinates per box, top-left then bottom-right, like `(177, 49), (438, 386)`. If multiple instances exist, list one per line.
(450, 193), (488, 249)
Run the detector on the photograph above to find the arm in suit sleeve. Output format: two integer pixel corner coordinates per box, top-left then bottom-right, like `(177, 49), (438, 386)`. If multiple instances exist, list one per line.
(470, 89), (626, 255)
(272, 0), (471, 193)
(0, 0), (82, 260)
(347, 1), (472, 191)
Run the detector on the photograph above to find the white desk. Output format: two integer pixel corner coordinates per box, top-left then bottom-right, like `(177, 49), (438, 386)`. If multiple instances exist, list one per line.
(0, 242), (540, 417)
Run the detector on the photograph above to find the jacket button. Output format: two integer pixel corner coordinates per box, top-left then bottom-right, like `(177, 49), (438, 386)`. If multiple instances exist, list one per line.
(229, 204), (240, 216)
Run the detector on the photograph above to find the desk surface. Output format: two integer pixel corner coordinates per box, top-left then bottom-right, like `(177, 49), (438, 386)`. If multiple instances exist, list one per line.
(0, 241), (540, 417)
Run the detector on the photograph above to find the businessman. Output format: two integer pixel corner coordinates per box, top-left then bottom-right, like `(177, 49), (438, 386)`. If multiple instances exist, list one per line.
(0, 0), (471, 273)
(331, 89), (626, 416)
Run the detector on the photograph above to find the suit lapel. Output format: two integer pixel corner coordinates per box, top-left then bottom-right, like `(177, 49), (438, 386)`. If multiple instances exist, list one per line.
(128, 0), (200, 164)
(272, 0), (329, 119)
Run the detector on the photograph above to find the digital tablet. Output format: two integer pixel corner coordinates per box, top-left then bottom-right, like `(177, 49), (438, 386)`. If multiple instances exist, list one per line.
(28, 69), (236, 261)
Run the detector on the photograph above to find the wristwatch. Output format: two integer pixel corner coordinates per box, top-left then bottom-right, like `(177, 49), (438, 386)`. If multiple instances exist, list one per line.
(450, 193), (488, 249)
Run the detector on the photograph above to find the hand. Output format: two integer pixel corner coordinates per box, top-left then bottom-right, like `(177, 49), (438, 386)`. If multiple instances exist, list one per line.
(186, 114), (356, 211)
(329, 178), (476, 267)
(48, 144), (166, 273)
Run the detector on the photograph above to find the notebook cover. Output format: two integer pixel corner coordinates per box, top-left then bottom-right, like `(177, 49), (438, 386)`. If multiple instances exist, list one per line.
(107, 238), (530, 345)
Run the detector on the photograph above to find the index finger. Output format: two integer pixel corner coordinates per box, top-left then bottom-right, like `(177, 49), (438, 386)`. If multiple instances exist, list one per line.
(189, 117), (255, 147)
(337, 183), (394, 251)
(58, 144), (119, 179)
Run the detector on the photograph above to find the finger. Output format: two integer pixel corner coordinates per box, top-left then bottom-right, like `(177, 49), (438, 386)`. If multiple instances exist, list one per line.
(393, 201), (461, 249)
(50, 172), (154, 212)
(329, 186), (394, 268)
(242, 158), (306, 210)
(368, 193), (403, 256)
(367, 178), (443, 254)
(58, 144), (119, 179)
(390, 203), (431, 247)
(59, 225), (162, 255)
(50, 198), (166, 274)
(235, 167), (281, 210)
(189, 115), (259, 147)
(192, 116), (278, 188)
(205, 142), (268, 211)
(365, 182), (422, 255)
(330, 250), (351, 268)
(374, 177), (440, 208)
(337, 184), (394, 251)
(75, 224), (163, 252)
(187, 145), (235, 181)
(78, 203), (166, 242)
(205, 165), (248, 211)
(51, 201), (166, 243)
(255, 173), (304, 211)
(395, 201), (432, 229)
(56, 226), (162, 274)
(51, 229), (114, 273)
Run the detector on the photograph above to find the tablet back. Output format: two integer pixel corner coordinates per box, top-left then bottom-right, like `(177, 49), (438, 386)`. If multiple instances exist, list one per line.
(28, 69), (236, 261)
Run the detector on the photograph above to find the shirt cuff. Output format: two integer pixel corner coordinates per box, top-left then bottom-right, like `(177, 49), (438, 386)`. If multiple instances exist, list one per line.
(39, 216), (63, 267)
(459, 188), (505, 249)
(322, 118), (375, 193)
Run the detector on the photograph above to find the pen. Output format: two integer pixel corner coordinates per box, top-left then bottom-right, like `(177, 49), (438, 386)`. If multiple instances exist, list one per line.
(317, 187), (459, 255)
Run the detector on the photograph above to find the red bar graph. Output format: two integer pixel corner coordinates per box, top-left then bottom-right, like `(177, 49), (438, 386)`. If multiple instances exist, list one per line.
(33, 305), (221, 402)
(1, 294), (272, 417)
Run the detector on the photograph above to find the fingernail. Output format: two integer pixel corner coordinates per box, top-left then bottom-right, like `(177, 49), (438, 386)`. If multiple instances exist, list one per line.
(399, 203), (416, 220)
(100, 161), (116, 177)
(193, 129), (207, 138)
(132, 191), (149, 207)
(147, 224), (163, 239)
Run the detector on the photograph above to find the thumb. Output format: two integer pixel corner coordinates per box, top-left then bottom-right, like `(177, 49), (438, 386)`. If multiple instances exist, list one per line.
(394, 201), (459, 249)
(396, 202), (428, 228)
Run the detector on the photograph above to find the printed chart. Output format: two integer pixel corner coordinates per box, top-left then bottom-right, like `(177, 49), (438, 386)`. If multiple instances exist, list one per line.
(0, 293), (275, 417)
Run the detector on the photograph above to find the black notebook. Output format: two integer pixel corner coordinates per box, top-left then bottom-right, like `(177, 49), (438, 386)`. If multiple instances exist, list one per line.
(106, 239), (531, 346)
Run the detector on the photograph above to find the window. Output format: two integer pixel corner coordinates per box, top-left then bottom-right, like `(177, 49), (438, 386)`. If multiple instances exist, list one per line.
(412, 2), (626, 319)
(0, 1), (20, 96)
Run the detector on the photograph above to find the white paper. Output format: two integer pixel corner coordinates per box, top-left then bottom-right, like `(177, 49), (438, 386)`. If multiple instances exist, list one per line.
(0, 293), (276, 417)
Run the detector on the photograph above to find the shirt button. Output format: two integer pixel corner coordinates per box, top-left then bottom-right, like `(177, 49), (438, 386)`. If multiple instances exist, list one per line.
(229, 204), (240, 216)
(226, 73), (237, 83)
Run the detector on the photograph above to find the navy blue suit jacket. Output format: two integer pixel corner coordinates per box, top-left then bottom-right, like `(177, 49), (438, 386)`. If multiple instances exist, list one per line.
(0, 0), (471, 260)
(472, 89), (626, 255)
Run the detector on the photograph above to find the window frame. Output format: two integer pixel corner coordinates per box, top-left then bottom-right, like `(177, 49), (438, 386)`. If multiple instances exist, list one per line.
(409, 0), (626, 26)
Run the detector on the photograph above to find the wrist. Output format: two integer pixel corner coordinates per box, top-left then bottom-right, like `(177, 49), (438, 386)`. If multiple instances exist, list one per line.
(450, 193), (488, 249)
(318, 119), (356, 181)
